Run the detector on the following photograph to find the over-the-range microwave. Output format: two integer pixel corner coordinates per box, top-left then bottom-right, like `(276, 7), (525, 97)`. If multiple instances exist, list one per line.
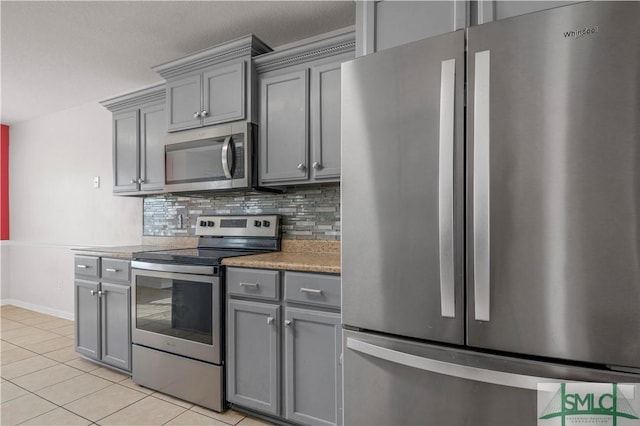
(164, 121), (259, 193)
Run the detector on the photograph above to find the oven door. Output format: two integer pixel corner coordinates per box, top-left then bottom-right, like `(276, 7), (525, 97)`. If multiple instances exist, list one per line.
(131, 265), (221, 364)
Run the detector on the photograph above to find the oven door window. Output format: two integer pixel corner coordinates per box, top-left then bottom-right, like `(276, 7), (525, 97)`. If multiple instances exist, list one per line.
(135, 275), (213, 345)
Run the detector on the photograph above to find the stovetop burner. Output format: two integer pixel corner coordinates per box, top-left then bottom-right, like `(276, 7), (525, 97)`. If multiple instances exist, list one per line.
(133, 247), (269, 266)
(134, 215), (280, 267)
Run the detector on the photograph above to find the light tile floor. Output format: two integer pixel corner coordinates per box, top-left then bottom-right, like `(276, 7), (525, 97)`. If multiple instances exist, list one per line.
(0, 305), (272, 426)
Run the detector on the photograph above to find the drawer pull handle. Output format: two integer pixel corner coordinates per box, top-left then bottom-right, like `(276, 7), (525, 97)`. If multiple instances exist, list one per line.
(76, 265), (88, 269)
(239, 282), (259, 289)
(105, 268), (118, 272)
(300, 287), (323, 295)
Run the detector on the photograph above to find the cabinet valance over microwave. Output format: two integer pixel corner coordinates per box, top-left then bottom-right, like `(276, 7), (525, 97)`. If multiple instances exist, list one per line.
(164, 121), (257, 193)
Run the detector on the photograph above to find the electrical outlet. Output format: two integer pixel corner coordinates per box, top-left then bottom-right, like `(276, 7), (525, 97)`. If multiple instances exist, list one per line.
(93, 176), (100, 188)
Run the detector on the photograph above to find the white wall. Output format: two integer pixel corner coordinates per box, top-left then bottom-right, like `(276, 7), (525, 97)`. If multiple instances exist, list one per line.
(2, 102), (143, 317)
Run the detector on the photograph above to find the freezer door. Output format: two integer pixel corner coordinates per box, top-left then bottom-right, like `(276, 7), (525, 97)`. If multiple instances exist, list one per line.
(341, 30), (465, 344)
(343, 330), (639, 426)
(467, 1), (640, 368)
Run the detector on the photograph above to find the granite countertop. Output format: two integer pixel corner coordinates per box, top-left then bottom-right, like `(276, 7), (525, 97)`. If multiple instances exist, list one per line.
(73, 236), (199, 260)
(74, 238), (341, 273)
(222, 240), (341, 274)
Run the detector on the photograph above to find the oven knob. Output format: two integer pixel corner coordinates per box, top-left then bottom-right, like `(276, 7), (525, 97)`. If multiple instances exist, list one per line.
(207, 221), (215, 227)
(254, 220), (262, 227)
(200, 221), (207, 227)
(262, 220), (270, 227)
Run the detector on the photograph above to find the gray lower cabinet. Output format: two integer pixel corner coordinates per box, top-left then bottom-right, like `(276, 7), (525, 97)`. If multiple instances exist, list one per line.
(101, 85), (166, 195)
(226, 267), (342, 426)
(284, 307), (342, 426)
(255, 30), (355, 187)
(227, 299), (280, 415)
(74, 255), (131, 372)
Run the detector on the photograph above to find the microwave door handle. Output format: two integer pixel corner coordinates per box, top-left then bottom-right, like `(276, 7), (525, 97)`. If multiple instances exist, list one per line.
(221, 136), (234, 179)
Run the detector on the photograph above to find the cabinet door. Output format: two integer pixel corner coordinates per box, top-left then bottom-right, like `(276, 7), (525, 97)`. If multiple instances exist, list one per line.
(112, 110), (139, 192)
(75, 280), (100, 360)
(311, 62), (342, 181)
(356, 0), (467, 56)
(167, 74), (202, 132)
(100, 282), (131, 371)
(227, 300), (280, 415)
(285, 307), (342, 426)
(139, 102), (166, 191)
(259, 70), (309, 183)
(203, 61), (245, 126)
(475, 1), (578, 25)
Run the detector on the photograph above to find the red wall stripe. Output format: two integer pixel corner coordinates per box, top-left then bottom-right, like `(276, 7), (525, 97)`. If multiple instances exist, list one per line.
(0, 124), (9, 240)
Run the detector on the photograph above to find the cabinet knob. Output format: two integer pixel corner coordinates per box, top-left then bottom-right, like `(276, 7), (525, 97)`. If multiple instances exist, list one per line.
(267, 317), (274, 326)
(201, 110), (208, 117)
(297, 163), (306, 171)
(312, 162), (322, 170)
(90, 290), (97, 296)
(193, 112), (201, 118)
(98, 290), (105, 297)
(130, 179), (137, 184)
(137, 178), (145, 184)
(284, 319), (293, 327)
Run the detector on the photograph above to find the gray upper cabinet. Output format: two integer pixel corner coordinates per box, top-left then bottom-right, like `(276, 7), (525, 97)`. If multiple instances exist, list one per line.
(153, 35), (271, 132)
(356, 0), (467, 56)
(311, 62), (342, 180)
(255, 30), (355, 186)
(101, 85), (166, 195)
(166, 75), (202, 131)
(473, 1), (579, 25)
(355, 0), (579, 54)
(259, 70), (309, 183)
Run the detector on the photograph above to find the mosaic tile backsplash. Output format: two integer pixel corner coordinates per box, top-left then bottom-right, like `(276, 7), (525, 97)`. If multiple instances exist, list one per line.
(143, 183), (341, 240)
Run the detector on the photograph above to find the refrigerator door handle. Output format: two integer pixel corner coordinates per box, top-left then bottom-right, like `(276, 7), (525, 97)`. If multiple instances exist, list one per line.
(473, 50), (491, 322)
(347, 337), (559, 391)
(438, 58), (457, 319)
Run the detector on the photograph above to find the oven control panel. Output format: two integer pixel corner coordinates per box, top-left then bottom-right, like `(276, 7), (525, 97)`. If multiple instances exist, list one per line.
(195, 215), (279, 238)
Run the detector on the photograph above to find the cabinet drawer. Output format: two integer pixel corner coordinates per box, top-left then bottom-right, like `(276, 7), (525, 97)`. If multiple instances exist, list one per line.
(75, 256), (100, 279)
(101, 258), (130, 284)
(227, 268), (279, 300)
(284, 272), (341, 308)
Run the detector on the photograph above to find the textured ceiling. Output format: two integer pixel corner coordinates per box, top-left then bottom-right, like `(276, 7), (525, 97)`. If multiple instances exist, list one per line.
(0, 1), (355, 125)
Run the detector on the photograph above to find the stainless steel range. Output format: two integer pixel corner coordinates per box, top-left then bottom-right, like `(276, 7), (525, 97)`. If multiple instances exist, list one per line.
(131, 215), (280, 411)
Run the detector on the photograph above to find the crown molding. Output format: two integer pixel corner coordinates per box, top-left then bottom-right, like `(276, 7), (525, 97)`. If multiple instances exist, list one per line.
(152, 34), (272, 79)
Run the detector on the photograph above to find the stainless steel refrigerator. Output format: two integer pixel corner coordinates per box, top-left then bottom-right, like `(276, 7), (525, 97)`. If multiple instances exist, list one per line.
(341, 2), (640, 425)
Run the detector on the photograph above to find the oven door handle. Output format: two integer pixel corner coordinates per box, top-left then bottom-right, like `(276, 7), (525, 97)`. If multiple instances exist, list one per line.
(221, 136), (235, 179)
(131, 261), (214, 276)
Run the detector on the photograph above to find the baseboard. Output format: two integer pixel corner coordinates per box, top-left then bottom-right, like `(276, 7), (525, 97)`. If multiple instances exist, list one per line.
(0, 298), (74, 320)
